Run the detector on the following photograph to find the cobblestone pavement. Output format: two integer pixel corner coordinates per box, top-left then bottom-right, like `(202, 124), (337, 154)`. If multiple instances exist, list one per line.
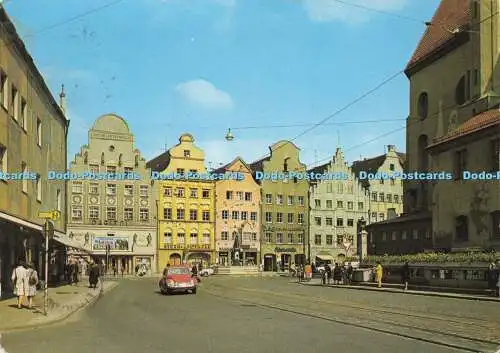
(1, 276), (499, 353)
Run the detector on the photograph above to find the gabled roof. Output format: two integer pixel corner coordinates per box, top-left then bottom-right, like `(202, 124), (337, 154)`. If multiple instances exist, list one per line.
(428, 109), (500, 148)
(308, 161), (330, 176)
(405, 0), (470, 75)
(248, 156), (270, 173)
(213, 156), (252, 174)
(146, 151), (171, 172)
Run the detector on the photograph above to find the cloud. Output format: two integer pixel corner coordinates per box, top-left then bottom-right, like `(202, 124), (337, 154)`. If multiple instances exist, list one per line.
(301, 0), (407, 23)
(175, 79), (233, 109)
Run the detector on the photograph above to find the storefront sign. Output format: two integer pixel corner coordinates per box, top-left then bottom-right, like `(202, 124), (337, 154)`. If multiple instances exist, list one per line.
(186, 244), (210, 250)
(275, 247), (296, 253)
(163, 244), (184, 250)
(263, 226), (305, 232)
(93, 237), (129, 251)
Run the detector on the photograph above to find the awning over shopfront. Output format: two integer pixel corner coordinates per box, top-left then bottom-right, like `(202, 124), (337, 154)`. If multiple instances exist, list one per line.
(53, 235), (92, 254)
(315, 254), (334, 261)
(0, 211), (66, 238)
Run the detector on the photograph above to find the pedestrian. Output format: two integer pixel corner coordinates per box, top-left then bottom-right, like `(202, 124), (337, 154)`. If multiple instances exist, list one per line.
(402, 261), (410, 291)
(487, 262), (498, 296)
(346, 263), (353, 285)
(333, 263), (341, 285)
(88, 261), (100, 289)
(72, 260), (79, 285)
(113, 264), (117, 277)
(375, 261), (383, 288)
(25, 262), (39, 309)
(325, 264), (332, 285)
(11, 259), (27, 309)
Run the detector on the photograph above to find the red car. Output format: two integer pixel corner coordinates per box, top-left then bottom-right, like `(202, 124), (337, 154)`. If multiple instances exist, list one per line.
(159, 266), (197, 295)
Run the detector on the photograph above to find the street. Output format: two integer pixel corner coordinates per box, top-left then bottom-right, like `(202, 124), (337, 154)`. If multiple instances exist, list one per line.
(2, 276), (499, 353)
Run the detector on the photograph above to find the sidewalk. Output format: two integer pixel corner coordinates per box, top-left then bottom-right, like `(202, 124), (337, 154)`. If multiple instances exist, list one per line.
(299, 278), (500, 302)
(0, 280), (118, 333)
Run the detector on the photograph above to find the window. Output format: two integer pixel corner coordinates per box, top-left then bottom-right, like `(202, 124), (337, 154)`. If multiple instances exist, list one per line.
(371, 212), (377, 222)
(21, 162), (27, 192)
(20, 99), (27, 130)
(203, 233), (210, 244)
(164, 232), (172, 244)
(389, 163), (395, 171)
(358, 202), (364, 210)
(265, 212), (272, 223)
(222, 210), (228, 219)
(387, 194), (392, 203)
(417, 92), (428, 119)
(10, 85), (18, 120)
(454, 149), (467, 179)
(287, 195), (293, 205)
(287, 233), (293, 243)
(107, 184), (116, 195)
(245, 192), (252, 201)
(326, 217), (333, 226)
(164, 208), (172, 220)
(107, 166), (116, 174)
(298, 213), (304, 224)
(265, 232), (272, 242)
(107, 207), (116, 220)
(232, 211), (239, 220)
(124, 208), (133, 221)
(382, 232), (387, 241)
(337, 201), (343, 208)
(250, 212), (257, 221)
(394, 195), (399, 204)
(241, 211), (248, 220)
(140, 185), (148, 197)
(36, 118), (42, 146)
(315, 217), (321, 226)
(326, 200), (332, 208)
(0, 146), (6, 174)
(283, 158), (289, 172)
(276, 212), (283, 223)
(298, 196), (304, 206)
(326, 234), (333, 245)
(164, 187), (172, 197)
(276, 194), (283, 205)
(190, 188), (198, 198)
(401, 231), (407, 240)
(372, 192), (377, 201)
(276, 233), (283, 243)
(190, 233), (198, 244)
(124, 167), (133, 174)
(89, 164), (99, 173)
(287, 213), (293, 223)
(315, 199), (321, 208)
(202, 210), (210, 221)
(124, 185), (133, 196)
(0, 71), (6, 108)
(491, 139), (499, 172)
(202, 189), (210, 198)
(252, 233), (257, 241)
(492, 212), (500, 239)
(72, 181), (82, 194)
(298, 232), (304, 244)
(236, 191), (243, 200)
(177, 233), (185, 244)
(183, 149), (190, 157)
(347, 219), (354, 227)
(379, 213), (385, 221)
(89, 183), (98, 194)
(176, 187), (185, 197)
(265, 194), (272, 204)
(412, 229), (418, 240)
(348, 184), (353, 194)
(337, 183), (343, 193)
(221, 231), (229, 240)
(326, 184), (332, 193)
(140, 208), (149, 221)
(72, 206), (83, 221)
(176, 168), (185, 174)
(314, 234), (321, 245)
(89, 206), (99, 220)
(176, 209), (185, 220)
(190, 209), (198, 221)
(455, 215), (468, 242)
(347, 201), (353, 210)
(226, 191), (233, 200)
(336, 218), (343, 227)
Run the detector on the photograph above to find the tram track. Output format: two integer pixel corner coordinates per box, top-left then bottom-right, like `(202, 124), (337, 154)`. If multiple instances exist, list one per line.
(204, 282), (500, 353)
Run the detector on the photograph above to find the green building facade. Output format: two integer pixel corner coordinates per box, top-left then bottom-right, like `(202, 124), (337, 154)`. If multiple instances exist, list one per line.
(250, 141), (309, 272)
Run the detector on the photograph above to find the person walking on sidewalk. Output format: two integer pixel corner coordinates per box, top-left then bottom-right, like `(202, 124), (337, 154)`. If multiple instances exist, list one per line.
(89, 261), (100, 289)
(487, 262), (498, 296)
(346, 263), (353, 285)
(25, 262), (39, 309)
(375, 262), (383, 288)
(401, 262), (410, 291)
(325, 264), (332, 285)
(11, 259), (27, 309)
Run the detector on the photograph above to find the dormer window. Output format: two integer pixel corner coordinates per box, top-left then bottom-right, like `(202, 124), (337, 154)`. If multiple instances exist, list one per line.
(184, 150), (190, 158)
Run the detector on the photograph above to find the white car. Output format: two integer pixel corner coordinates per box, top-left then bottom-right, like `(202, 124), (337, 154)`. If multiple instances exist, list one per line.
(199, 267), (215, 276)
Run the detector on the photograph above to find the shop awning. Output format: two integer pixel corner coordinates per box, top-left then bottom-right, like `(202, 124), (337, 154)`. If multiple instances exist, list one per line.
(53, 235), (91, 253)
(315, 254), (334, 261)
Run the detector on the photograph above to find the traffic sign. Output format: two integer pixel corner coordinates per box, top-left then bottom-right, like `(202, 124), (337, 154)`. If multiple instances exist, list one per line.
(38, 210), (61, 221)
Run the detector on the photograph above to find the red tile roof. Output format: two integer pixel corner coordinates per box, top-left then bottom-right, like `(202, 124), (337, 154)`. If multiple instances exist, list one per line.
(406, 0), (470, 72)
(430, 109), (500, 146)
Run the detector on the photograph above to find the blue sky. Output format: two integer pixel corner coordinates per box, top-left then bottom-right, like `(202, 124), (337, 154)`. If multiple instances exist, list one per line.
(4, 0), (439, 169)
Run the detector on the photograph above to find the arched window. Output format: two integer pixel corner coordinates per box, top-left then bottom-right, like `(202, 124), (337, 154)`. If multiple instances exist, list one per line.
(417, 92), (428, 120)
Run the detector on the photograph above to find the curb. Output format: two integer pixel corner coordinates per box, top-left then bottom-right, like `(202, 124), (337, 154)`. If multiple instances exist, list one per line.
(299, 282), (500, 302)
(0, 282), (119, 333)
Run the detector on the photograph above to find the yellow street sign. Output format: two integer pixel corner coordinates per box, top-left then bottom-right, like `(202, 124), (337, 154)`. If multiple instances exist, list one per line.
(38, 210), (61, 221)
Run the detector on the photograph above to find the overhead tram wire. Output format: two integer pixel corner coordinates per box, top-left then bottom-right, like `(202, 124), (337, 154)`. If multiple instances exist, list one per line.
(0, 0), (125, 48)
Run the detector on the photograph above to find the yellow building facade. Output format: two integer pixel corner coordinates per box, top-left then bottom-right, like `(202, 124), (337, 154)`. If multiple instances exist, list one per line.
(147, 134), (215, 270)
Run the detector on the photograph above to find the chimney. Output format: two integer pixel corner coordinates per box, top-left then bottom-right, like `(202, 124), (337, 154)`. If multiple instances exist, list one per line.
(387, 145), (395, 153)
(59, 84), (66, 115)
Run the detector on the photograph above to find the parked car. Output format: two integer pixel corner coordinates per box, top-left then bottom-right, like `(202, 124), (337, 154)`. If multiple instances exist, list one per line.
(159, 266), (197, 295)
(199, 266), (215, 276)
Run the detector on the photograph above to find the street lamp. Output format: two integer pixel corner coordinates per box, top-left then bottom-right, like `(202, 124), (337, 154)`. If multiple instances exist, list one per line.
(225, 128), (234, 141)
